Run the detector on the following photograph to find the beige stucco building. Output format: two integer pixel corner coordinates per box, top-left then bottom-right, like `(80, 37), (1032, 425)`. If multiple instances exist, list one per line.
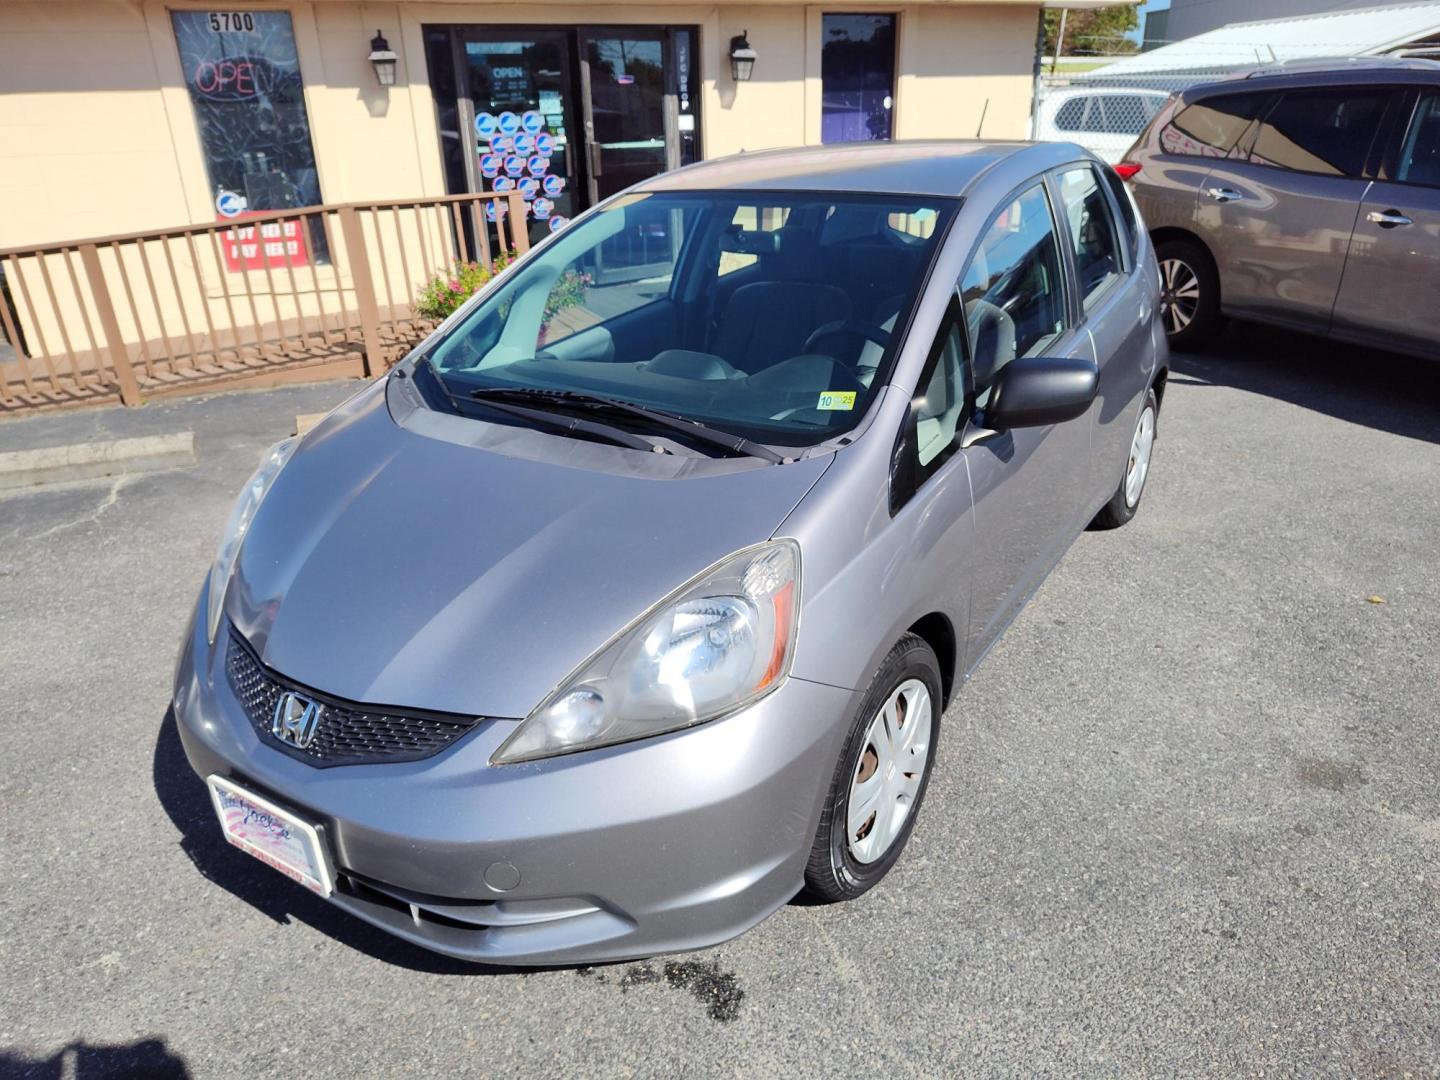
(0, 0), (1090, 251)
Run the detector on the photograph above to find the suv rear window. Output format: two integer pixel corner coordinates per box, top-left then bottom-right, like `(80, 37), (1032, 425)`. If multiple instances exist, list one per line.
(1249, 89), (1389, 177)
(1161, 92), (1266, 158)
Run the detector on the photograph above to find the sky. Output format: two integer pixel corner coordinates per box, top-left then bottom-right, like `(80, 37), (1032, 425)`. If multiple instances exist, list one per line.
(1134, 0), (1171, 43)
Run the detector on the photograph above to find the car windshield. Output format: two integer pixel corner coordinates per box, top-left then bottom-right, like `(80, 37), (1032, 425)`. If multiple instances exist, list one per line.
(424, 189), (957, 447)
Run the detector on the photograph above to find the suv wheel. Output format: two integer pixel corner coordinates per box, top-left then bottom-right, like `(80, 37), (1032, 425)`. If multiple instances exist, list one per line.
(1156, 237), (1221, 350)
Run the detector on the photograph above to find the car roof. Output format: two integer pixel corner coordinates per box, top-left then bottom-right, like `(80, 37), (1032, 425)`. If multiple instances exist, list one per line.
(1052, 86), (1170, 97)
(634, 140), (1092, 199)
(1186, 55), (1440, 98)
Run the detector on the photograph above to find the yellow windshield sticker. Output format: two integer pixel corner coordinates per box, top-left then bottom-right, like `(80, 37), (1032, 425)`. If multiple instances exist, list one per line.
(816, 390), (856, 411)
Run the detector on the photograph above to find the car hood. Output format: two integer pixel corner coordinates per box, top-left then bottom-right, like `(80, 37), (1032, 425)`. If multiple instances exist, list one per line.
(228, 383), (832, 719)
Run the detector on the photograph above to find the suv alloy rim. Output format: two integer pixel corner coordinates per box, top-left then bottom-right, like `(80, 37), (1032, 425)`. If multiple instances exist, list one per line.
(847, 678), (932, 864)
(1159, 258), (1200, 335)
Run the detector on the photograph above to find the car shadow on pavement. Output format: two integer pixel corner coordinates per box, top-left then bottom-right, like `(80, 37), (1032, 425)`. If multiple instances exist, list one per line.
(151, 708), (522, 976)
(1168, 322), (1440, 445)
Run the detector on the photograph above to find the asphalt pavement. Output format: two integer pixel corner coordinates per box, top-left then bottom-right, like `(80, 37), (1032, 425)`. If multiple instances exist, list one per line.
(2, 323), (1438, 1077)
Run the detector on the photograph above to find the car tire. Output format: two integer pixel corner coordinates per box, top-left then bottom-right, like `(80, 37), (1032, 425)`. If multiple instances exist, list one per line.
(1092, 386), (1159, 530)
(803, 633), (942, 903)
(1155, 237), (1221, 350)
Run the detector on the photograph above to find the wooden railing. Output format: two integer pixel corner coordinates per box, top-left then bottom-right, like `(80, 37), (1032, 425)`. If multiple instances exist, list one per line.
(0, 190), (530, 414)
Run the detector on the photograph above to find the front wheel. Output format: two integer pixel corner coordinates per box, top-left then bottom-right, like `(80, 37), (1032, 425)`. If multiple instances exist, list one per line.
(1092, 386), (1158, 530)
(803, 634), (942, 902)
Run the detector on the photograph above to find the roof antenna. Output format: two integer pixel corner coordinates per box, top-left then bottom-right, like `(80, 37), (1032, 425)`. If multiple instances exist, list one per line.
(976, 98), (990, 137)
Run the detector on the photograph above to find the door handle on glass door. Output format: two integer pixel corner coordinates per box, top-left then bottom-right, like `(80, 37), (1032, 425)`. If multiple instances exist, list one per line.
(1367, 209), (1412, 228)
(1205, 187), (1241, 203)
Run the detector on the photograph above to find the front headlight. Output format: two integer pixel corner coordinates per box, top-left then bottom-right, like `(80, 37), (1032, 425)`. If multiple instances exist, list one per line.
(492, 539), (801, 764)
(205, 438), (298, 644)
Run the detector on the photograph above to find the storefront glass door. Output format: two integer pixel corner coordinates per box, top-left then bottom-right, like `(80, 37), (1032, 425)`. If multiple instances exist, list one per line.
(461, 30), (582, 238)
(579, 31), (671, 204)
(430, 24), (698, 246)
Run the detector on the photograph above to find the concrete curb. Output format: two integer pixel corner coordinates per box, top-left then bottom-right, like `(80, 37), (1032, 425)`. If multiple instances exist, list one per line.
(295, 412), (326, 436)
(0, 431), (195, 491)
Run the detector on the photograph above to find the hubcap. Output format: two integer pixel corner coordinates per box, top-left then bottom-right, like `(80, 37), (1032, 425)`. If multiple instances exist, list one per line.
(846, 678), (933, 865)
(1125, 405), (1156, 507)
(1159, 258), (1200, 336)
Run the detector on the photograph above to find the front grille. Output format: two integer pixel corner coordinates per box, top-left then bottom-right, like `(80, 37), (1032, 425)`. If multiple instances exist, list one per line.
(226, 629), (484, 767)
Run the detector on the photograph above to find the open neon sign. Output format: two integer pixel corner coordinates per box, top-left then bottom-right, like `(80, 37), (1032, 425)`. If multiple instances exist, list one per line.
(191, 56), (276, 101)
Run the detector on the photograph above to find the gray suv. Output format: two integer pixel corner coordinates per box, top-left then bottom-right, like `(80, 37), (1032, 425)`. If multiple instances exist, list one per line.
(1121, 59), (1440, 357)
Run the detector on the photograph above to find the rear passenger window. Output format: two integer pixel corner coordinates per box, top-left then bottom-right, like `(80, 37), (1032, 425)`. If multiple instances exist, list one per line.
(1161, 93), (1266, 158)
(1058, 167), (1123, 308)
(1101, 164), (1140, 254)
(959, 185), (1067, 402)
(1249, 90), (1389, 177)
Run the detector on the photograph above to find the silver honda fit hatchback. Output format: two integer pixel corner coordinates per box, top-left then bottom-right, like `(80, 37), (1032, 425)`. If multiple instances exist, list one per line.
(173, 141), (1168, 966)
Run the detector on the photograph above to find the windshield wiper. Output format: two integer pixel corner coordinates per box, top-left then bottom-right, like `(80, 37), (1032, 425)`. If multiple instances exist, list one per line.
(469, 387), (785, 464)
(413, 359), (666, 455)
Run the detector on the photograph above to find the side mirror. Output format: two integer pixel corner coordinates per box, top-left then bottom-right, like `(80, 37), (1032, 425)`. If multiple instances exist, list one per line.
(985, 355), (1098, 430)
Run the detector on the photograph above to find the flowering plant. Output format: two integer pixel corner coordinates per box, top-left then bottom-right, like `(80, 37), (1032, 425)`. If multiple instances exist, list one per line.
(413, 255), (512, 321)
(413, 257), (593, 342)
(543, 269), (592, 325)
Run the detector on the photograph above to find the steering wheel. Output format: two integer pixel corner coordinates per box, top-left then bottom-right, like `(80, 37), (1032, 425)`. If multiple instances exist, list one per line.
(801, 320), (892, 356)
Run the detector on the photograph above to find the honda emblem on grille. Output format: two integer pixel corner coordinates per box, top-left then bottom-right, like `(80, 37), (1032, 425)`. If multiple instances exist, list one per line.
(272, 691), (321, 749)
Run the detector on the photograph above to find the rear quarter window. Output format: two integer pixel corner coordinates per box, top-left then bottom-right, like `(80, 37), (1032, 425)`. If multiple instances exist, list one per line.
(1055, 97), (1089, 132)
(1161, 92), (1267, 158)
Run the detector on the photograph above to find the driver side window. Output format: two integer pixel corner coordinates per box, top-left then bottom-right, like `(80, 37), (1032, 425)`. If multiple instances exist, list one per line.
(959, 185), (1066, 408)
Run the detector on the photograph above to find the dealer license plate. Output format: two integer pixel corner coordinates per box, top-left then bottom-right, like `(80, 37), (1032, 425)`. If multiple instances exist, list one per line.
(206, 775), (333, 896)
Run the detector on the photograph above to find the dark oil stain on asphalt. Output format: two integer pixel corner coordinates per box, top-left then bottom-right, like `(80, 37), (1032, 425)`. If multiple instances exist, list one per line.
(618, 964), (662, 992)
(576, 960), (744, 1022)
(1297, 758), (1367, 794)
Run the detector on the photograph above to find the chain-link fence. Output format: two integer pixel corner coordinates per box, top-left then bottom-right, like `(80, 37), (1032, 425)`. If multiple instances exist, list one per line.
(1031, 73), (1209, 162)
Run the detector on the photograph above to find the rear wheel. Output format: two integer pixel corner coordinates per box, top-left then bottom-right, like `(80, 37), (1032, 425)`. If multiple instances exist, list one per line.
(1092, 386), (1158, 530)
(804, 634), (941, 902)
(1155, 237), (1221, 350)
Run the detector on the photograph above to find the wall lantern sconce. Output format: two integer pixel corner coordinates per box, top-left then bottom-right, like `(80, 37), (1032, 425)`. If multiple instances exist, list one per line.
(368, 31), (398, 87)
(729, 31), (757, 83)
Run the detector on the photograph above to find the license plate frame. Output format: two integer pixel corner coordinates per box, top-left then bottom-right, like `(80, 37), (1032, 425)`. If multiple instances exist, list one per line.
(206, 774), (334, 896)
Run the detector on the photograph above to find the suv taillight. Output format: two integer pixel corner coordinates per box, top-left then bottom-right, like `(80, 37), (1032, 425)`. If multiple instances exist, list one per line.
(1114, 161), (1142, 182)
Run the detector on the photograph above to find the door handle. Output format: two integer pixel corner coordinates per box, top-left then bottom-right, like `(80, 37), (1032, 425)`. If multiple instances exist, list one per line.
(1367, 209), (1412, 229)
(589, 141), (603, 178)
(1205, 187), (1242, 203)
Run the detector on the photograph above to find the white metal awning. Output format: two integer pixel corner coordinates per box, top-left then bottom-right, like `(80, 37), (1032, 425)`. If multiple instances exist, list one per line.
(1088, 0), (1440, 75)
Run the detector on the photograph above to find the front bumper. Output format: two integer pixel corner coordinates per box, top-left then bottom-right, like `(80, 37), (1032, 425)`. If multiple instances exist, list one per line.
(172, 589), (857, 966)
